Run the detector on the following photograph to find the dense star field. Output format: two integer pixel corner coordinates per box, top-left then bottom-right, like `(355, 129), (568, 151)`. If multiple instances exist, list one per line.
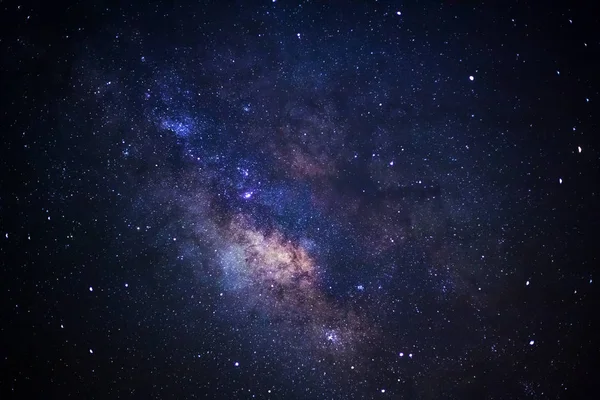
(1, 1), (598, 398)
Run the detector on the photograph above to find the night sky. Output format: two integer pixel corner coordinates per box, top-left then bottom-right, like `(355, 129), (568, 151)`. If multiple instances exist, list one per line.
(1, 1), (598, 399)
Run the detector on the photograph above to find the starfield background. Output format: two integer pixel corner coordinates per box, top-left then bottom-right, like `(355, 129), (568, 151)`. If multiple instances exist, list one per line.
(1, 0), (598, 399)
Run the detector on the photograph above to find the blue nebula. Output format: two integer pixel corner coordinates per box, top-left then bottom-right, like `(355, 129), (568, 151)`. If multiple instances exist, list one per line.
(161, 116), (195, 139)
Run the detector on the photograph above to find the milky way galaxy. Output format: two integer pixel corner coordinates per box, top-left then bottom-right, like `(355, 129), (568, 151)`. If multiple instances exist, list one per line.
(3, 1), (597, 399)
